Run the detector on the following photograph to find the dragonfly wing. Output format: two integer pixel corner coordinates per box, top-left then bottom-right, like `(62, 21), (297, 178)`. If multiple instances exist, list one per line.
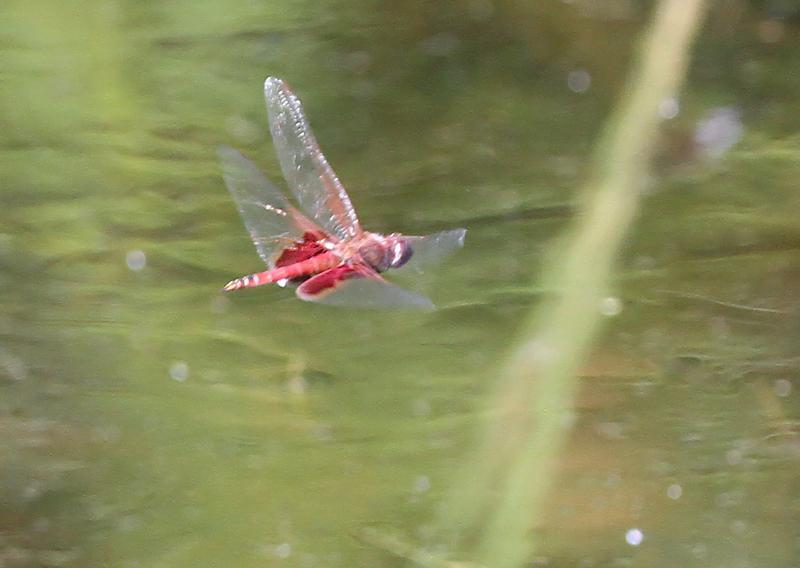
(219, 146), (326, 268)
(264, 77), (362, 242)
(398, 228), (467, 273)
(296, 264), (435, 310)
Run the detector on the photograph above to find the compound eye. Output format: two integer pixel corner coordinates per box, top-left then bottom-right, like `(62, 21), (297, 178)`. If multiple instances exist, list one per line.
(391, 240), (413, 268)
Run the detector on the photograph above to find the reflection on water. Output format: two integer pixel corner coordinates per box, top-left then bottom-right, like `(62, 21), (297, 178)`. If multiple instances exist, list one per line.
(2, 1), (799, 566)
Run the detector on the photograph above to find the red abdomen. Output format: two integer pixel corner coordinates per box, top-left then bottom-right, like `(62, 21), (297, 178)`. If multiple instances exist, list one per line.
(222, 250), (340, 292)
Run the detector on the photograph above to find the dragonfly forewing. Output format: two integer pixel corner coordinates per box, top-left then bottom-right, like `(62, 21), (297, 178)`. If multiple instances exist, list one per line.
(264, 77), (362, 242)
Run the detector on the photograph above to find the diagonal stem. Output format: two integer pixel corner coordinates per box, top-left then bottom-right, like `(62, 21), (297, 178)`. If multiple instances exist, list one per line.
(440, 1), (708, 566)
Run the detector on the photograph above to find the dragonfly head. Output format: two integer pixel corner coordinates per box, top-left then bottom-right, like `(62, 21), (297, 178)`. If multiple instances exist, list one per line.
(359, 234), (413, 272)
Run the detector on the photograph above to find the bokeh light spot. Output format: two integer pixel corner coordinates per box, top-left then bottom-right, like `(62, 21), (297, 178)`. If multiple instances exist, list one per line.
(625, 528), (644, 546)
(169, 361), (189, 382)
(773, 379), (791, 397)
(567, 69), (592, 93)
(125, 250), (146, 272)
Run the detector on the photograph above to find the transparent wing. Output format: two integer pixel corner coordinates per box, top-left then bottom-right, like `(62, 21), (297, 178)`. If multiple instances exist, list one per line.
(264, 77), (362, 242)
(398, 228), (467, 273)
(219, 146), (313, 268)
(296, 264), (434, 310)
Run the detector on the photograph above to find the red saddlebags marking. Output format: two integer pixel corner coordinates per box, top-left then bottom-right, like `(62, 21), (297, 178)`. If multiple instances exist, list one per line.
(220, 77), (466, 309)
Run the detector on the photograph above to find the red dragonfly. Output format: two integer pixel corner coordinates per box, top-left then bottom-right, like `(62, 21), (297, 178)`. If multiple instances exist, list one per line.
(219, 77), (466, 309)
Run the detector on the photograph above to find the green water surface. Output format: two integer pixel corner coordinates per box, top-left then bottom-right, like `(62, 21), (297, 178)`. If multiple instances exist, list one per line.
(1, 1), (799, 566)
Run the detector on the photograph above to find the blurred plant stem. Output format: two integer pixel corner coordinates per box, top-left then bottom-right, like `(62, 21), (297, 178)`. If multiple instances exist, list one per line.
(439, 1), (707, 566)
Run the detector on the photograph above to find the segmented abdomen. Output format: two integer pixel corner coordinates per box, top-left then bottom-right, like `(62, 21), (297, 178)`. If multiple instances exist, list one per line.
(222, 251), (341, 292)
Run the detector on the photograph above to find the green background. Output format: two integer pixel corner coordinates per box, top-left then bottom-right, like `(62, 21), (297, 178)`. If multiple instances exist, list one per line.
(1, 1), (799, 566)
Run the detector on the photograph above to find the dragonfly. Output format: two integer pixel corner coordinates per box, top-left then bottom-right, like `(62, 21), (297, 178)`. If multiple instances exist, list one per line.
(219, 76), (466, 309)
